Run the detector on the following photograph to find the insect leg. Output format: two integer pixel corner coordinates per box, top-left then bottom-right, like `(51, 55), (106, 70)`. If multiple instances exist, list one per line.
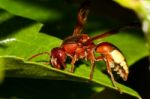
(70, 54), (77, 73)
(87, 49), (96, 80)
(96, 55), (122, 92)
(105, 56), (122, 93)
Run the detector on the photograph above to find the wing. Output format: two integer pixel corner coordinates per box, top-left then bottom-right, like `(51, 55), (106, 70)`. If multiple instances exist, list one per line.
(72, 0), (91, 36)
(85, 22), (140, 44)
(91, 29), (119, 41)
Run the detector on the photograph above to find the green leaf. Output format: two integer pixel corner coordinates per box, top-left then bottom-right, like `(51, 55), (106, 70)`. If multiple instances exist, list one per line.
(0, 57), (4, 83)
(0, 10), (13, 83)
(0, 0), (62, 22)
(0, 56), (141, 99)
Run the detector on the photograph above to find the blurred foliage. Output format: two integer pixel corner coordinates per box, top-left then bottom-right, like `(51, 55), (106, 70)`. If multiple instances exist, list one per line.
(115, 0), (150, 53)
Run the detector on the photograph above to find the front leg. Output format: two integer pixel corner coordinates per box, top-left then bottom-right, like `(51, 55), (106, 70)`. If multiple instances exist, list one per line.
(70, 54), (77, 73)
(89, 59), (95, 80)
(87, 49), (96, 80)
(70, 47), (85, 73)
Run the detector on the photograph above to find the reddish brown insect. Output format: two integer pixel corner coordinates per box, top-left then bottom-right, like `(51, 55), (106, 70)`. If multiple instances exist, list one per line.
(28, 0), (129, 91)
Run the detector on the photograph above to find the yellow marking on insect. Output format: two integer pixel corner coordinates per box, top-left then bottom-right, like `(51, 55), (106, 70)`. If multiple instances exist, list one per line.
(110, 50), (129, 79)
(110, 50), (125, 64)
